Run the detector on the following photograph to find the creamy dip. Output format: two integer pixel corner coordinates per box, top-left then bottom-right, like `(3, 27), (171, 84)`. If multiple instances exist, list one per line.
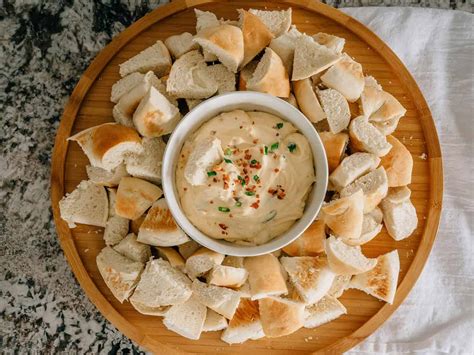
(176, 110), (315, 245)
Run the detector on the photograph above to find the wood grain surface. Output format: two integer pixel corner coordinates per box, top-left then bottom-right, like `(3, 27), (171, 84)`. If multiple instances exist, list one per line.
(50, 0), (443, 353)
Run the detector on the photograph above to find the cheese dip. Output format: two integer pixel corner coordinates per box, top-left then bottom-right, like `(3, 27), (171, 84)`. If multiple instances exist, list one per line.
(176, 110), (315, 245)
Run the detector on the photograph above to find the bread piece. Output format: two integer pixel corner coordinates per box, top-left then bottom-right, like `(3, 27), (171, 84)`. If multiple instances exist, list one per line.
(238, 9), (274, 67)
(238, 60), (258, 90)
(350, 250), (399, 304)
(203, 309), (228, 332)
(208, 265), (249, 288)
(167, 50), (218, 99)
(318, 131), (349, 173)
(282, 218), (326, 256)
(304, 296), (347, 328)
(193, 9), (220, 62)
(317, 88), (350, 134)
(103, 215), (129, 246)
(130, 214), (145, 235)
(163, 295), (207, 340)
(258, 297), (305, 337)
(284, 93), (298, 108)
(133, 86), (181, 137)
(137, 198), (189, 246)
(68, 123), (142, 171)
(192, 279), (241, 319)
(184, 137), (223, 186)
(244, 254), (288, 300)
(312, 32), (345, 54)
(248, 8), (292, 37)
(345, 207), (383, 246)
(119, 40), (171, 77)
(205, 64), (236, 94)
(381, 187), (418, 241)
(327, 274), (351, 298)
(164, 32), (199, 59)
(221, 298), (264, 344)
(380, 135), (413, 187)
(115, 177), (162, 220)
(325, 236), (377, 275)
(96, 246), (143, 303)
(292, 78), (326, 123)
(86, 164), (129, 187)
(125, 137), (165, 184)
(330, 153), (381, 191)
(292, 34), (342, 81)
(369, 91), (406, 122)
(280, 256), (335, 304)
(193, 25), (244, 73)
(59, 180), (108, 228)
(349, 116), (392, 157)
(246, 47), (290, 98)
(130, 300), (170, 316)
(185, 99), (202, 111)
(322, 190), (364, 241)
(320, 54), (364, 102)
(185, 247), (225, 278)
(269, 26), (303, 74)
(178, 240), (201, 260)
(111, 72), (145, 103)
(130, 259), (192, 307)
(113, 233), (151, 263)
(156, 247), (185, 268)
(359, 76), (385, 117)
(222, 255), (244, 268)
(340, 167), (389, 213)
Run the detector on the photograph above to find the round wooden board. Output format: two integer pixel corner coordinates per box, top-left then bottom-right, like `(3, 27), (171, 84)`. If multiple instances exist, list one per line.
(50, 0), (443, 353)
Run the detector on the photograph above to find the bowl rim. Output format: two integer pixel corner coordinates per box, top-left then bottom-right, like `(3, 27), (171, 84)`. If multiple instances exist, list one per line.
(161, 91), (328, 256)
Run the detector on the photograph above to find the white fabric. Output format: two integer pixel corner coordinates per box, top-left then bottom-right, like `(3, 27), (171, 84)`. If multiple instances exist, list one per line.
(338, 7), (474, 355)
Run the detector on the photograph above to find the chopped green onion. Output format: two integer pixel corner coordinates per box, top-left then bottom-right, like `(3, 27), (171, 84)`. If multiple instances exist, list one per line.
(264, 146), (268, 155)
(250, 159), (258, 165)
(253, 175), (259, 182)
(245, 191), (255, 196)
(238, 175), (246, 186)
(207, 171), (217, 177)
(275, 123), (284, 129)
(224, 158), (232, 164)
(224, 148), (232, 156)
(288, 143), (297, 153)
(235, 200), (242, 207)
(270, 142), (279, 151)
(218, 207), (230, 212)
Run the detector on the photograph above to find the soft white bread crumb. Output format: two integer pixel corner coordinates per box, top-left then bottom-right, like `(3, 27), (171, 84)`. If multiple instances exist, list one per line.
(86, 164), (129, 187)
(163, 295), (207, 340)
(203, 309), (228, 332)
(111, 72), (145, 103)
(185, 247), (225, 278)
(327, 274), (352, 298)
(312, 32), (345, 54)
(330, 152), (381, 191)
(317, 88), (350, 134)
(221, 298), (264, 344)
(292, 78), (326, 123)
(184, 137), (223, 186)
(258, 297), (305, 337)
(125, 137), (166, 184)
(192, 279), (241, 319)
(137, 198), (189, 246)
(349, 116), (392, 157)
(269, 26), (302, 74)
(119, 40), (171, 78)
(205, 63), (236, 94)
(248, 8), (292, 37)
(195, 9), (220, 32)
(113, 233), (151, 263)
(304, 296), (347, 328)
(103, 215), (129, 246)
(380, 135), (413, 187)
(96, 246), (143, 303)
(59, 180), (108, 228)
(115, 177), (162, 220)
(381, 187), (418, 241)
(207, 265), (249, 288)
(345, 207), (384, 246)
(164, 32), (199, 59)
(244, 254), (288, 300)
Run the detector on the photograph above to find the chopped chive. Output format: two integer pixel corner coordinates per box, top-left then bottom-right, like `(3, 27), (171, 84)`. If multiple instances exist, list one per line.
(264, 146), (268, 155)
(250, 159), (258, 165)
(224, 148), (232, 156)
(218, 206), (230, 212)
(207, 171), (217, 177)
(270, 142), (279, 151)
(224, 158), (232, 164)
(235, 200), (242, 207)
(288, 143), (297, 152)
(275, 122), (284, 129)
(253, 175), (259, 182)
(245, 191), (255, 196)
(238, 175), (246, 186)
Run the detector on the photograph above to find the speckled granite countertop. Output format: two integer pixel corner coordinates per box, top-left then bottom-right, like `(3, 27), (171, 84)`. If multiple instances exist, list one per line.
(0, 0), (471, 353)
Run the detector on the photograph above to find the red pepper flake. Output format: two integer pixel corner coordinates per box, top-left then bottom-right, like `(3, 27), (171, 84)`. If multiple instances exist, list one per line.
(243, 162), (248, 168)
(244, 153), (252, 160)
(229, 214), (233, 218)
(244, 175), (250, 184)
(277, 191), (286, 200)
(253, 139), (258, 144)
(239, 126), (243, 129)
(250, 162), (262, 169)
(268, 188), (277, 196)
(223, 174), (229, 182)
(252, 121), (255, 125)
(274, 168), (280, 173)
(218, 223), (228, 230)
(276, 133), (280, 137)
(210, 200), (214, 204)
(256, 194), (260, 198)
(208, 184), (211, 187)
(251, 201), (260, 209)
(223, 181), (229, 190)
(181, 154), (185, 158)
(243, 168), (248, 174)
(183, 187), (187, 191)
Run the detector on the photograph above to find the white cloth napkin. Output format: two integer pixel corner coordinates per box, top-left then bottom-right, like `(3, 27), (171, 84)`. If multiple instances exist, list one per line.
(338, 7), (474, 355)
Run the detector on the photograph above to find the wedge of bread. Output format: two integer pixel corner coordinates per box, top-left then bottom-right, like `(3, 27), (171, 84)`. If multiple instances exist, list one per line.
(221, 298), (264, 344)
(110, 72), (145, 103)
(137, 198), (189, 247)
(238, 60), (258, 90)
(59, 180), (108, 228)
(96, 246), (143, 303)
(185, 99), (202, 111)
(115, 177), (162, 220)
(359, 75), (385, 117)
(205, 64), (236, 94)
(381, 187), (418, 241)
(113, 233), (151, 263)
(192, 279), (241, 319)
(244, 254), (288, 300)
(312, 32), (345, 54)
(349, 116), (392, 157)
(125, 137), (166, 184)
(164, 32), (199, 59)
(292, 78), (326, 123)
(163, 295), (207, 340)
(280, 256), (335, 304)
(246, 47), (290, 98)
(318, 131), (349, 173)
(325, 236), (377, 275)
(130, 301), (170, 316)
(184, 137), (223, 186)
(119, 40), (171, 78)
(86, 164), (129, 187)
(380, 135), (413, 187)
(345, 207), (383, 246)
(268, 26), (302, 74)
(178, 240), (201, 260)
(130, 214), (145, 235)
(330, 152), (381, 191)
(327, 274), (352, 298)
(68, 123), (142, 172)
(258, 297), (305, 337)
(350, 250), (400, 304)
(156, 247), (185, 269)
(248, 8), (292, 37)
(203, 309), (228, 332)
(282, 218), (326, 256)
(369, 91), (406, 122)
(304, 296), (347, 328)
(185, 247), (225, 278)
(208, 265), (249, 288)
(317, 88), (351, 134)
(222, 255), (244, 268)
(194, 9), (220, 62)
(103, 215), (129, 246)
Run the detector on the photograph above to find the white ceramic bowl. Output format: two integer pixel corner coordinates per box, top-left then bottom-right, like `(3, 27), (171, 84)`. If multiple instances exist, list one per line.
(162, 92), (328, 256)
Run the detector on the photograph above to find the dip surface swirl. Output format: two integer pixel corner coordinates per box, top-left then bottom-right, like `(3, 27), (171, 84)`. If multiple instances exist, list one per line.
(176, 110), (315, 245)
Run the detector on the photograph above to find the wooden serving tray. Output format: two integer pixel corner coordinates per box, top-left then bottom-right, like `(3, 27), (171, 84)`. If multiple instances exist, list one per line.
(50, 1), (443, 353)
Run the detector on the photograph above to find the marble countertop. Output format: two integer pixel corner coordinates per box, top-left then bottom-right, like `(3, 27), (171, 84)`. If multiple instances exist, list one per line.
(0, 1), (471, 353)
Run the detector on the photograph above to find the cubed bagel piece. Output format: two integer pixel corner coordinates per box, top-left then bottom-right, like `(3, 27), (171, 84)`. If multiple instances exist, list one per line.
(318, 131), (349, 173)
(329, 152), (381, 191)
(193, 24), (244, 73)
(248, 8), (292, 37)
(103, 215), (129, 246)
(238, 60), (258, 90)
(282, 218), (326, 256)
(292, 78), (326, 123)
(292, 34), (342, 81)
(203, 309), (228, 332)
(304, 296), (347, 329)
(207, 265), (249, 288)
(96, 246), (144, 303)
(312, 32), (345, 53)
(317, 88), (351, 134)
(322, 189), (364, 241)
(137, 198), (189, 247)
(119, 40), (171, 78)
(86, 164), (129, 187)
(340, 166), (389, 213)
(185, 247), (225, 278)
(113, 233), (151, 263)
(130, 258), (192, 307)
(156, 247), (185, 269)
(125, 137), (166, 184)
(164, 32), (199, 59)
(350, 250), (400, 304)
(246, 47), (290, 98)
(68, 123), (142, 172)
(381, 187), (418, 241)
(349, 116), (392, 157)
(325, 236), (377, 275)
(59, 180), (109, 228)
(115, 177), (162, 220)
(244, 254), (288, 300)
(380, 135), (413, 187)
(238, 9), (274, 67)
(221, 298), (264, 344)
(163, 295), (207, 340)
(258, 297), (305, 338)
(269, 25), (303, 74)
(110, 72), (145, 103)
(133, 86), (181, 138)
(192, 279), (241, 320)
